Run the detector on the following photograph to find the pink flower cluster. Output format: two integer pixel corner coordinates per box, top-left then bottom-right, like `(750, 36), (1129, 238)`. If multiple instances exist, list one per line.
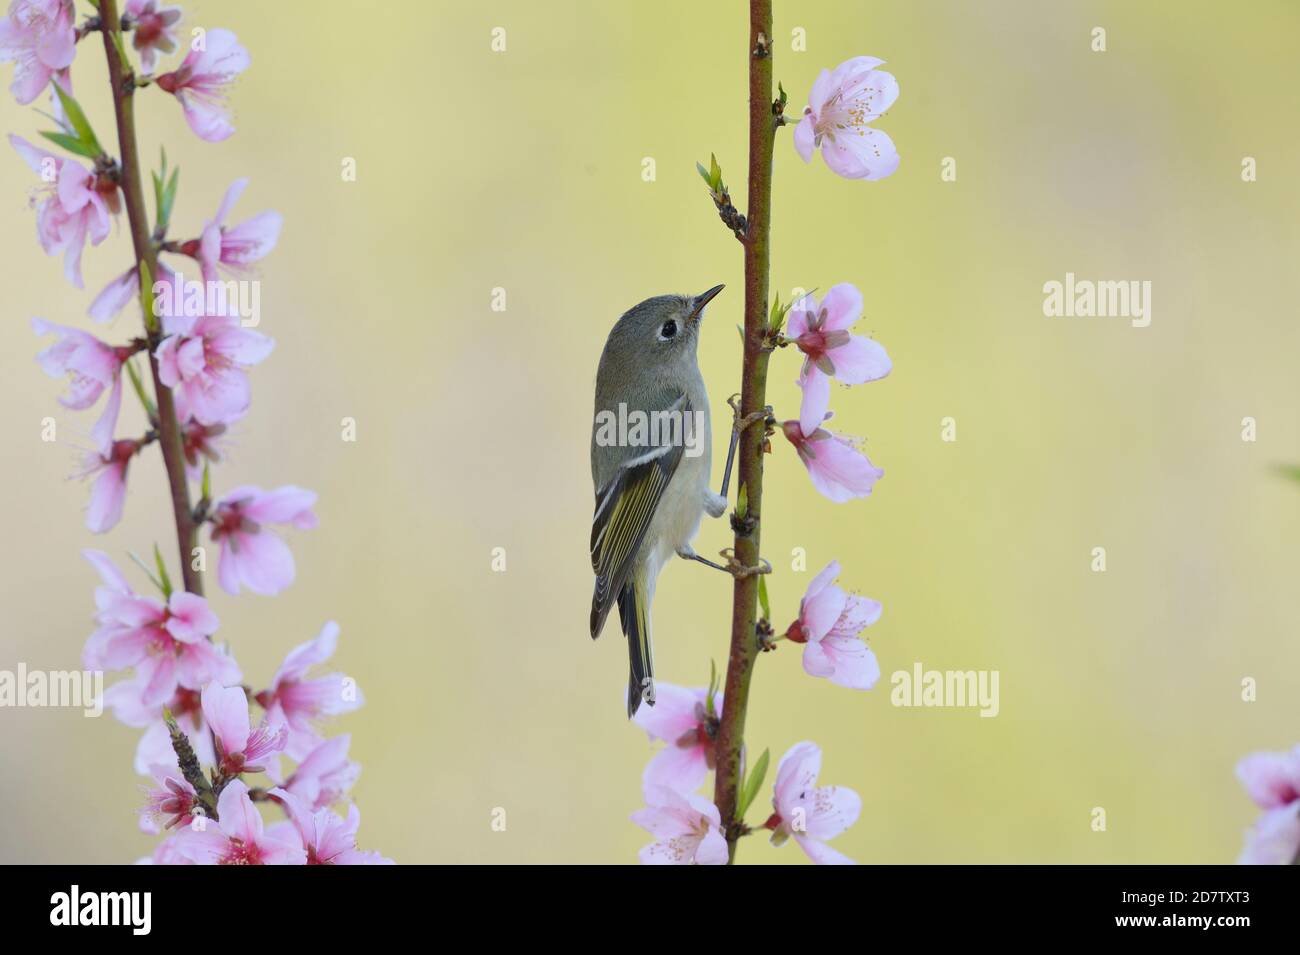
(5, 3), (386, 864)
(1235, 746), (1300, 865)
(781, 284), (889, 502)
(88, 553), (381, 865)
(631, 693), (861, 866)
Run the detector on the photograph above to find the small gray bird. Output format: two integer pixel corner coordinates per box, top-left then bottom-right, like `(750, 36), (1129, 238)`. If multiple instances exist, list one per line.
(590, 286), (730, 717)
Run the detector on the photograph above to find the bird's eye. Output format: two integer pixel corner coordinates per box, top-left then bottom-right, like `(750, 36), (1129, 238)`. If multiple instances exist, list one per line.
(659, 320), (678, 340)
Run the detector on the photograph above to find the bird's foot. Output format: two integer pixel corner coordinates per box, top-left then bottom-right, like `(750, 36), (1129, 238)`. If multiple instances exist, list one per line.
(727, 394), (774, 433)
(719, 548), (772, 579)
(678, 545), (731, 574)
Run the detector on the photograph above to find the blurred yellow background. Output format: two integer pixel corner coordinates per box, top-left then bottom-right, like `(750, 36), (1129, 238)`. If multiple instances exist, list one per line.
(1, 0), (1298, 864)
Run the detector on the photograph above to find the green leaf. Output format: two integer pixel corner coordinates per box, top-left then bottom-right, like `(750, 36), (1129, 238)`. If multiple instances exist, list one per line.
(158, 166), (179, 231)
(1275, 464), (1300, 484)
(138, 259), (158, 333)
(201, 463), (212, 501)
(777, 81), (788, 108)
(51, 82), (101, 157)
(706, 659), (718, 718)
(38, 130), (100, 160)
(757, 574), (771, 621)
(125, 359), (157, 419)
(737, 748), (770, 819)
(127, 551), (165, 594)
(736, 483), (748, 519)
(696, 161), (711, 185)
(111, 31), (131, 71)
(153, 544), (174, 599)
(767, 292), (792, 336)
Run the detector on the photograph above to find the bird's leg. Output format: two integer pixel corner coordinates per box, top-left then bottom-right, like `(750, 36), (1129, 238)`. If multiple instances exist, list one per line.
(719, 394), (773, 500)
(677, 544), (731, 574)
(719, 548), (773, 579)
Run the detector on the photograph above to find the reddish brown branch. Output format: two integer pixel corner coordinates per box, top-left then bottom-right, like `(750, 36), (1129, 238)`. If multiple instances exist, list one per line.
(97, 0), (204, 595)
(711, 0), (777, 863)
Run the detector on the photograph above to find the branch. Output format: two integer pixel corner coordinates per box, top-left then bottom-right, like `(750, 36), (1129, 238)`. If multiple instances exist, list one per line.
(711, 0), (777, 863)
(97, 0), (204, 596)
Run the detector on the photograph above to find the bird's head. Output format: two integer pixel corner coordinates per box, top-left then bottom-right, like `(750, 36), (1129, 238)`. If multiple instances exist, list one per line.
(602, 285), (725, 373)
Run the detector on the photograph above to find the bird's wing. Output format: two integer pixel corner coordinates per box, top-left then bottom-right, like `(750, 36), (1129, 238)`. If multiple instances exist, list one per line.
(589, 392), (690, 640)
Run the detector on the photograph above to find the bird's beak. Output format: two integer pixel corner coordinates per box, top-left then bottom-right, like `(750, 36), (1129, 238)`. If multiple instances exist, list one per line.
(688, 284), (725, 325)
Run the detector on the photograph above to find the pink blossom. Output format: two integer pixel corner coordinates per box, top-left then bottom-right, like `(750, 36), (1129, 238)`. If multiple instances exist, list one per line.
(281, 735), (359, 810)
(767, 742), (861, 865)
(209, 485), (318, 596)
(631, 785), (728, 865)
(81, 551), (237, 706)
(155, 309), (274, 426)
(88, 267), (138, 323)
(200, 683), (287, 776)
(10, 135), (117, 287)
(139, 762), (196, 834)
(787, 284), (891, 437)
(1235, 746), (1300, 865)
(782, 419), (883, 502)
(31, 316), (125, 452)
(172, 779), (306, 865)
(181, 418), (227, 477)
(785, 561), (881, 690)
(124, 0), (180, 73)
(256, 622), (363, 759)
(794, 56), (899, 180)
(195, 178), (282, 281)
(269, 789), (392, 865)
(0, 0), (75, 105)
(139, 835), (192, 865)
(156, 28), (248, 142)
(1236, 747), (1300, 809)
(1238, 804), (1300, 865)
(76, 436), (137, 533)
(632, 682), (721, 794)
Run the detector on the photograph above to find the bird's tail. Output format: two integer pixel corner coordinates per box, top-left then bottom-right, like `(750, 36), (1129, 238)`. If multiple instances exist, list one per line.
(617, 576), (654, 718)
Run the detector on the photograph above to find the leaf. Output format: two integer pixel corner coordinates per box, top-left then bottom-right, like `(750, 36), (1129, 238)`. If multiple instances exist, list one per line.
(153, 544), (174, 599)
(757, 574), (771, 621)
(124, 359), (156, 419)
(737, 748), (770, 819)
(159, 166), (179, 231)
(127, 550), (164, 594)
(1275, 464), (1300, 484)
(111, 31), (131, 72)
(736, 483), (748, 519)
(201, 463), (212, 501)
(51, 82), (101, 157)
(138, 259), (158, 333)
(38, 130), (100, 159)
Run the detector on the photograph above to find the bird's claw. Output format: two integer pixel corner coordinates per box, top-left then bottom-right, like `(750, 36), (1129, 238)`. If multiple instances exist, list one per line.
(727, 395), (773, 433)
(719, 549), (772, 579)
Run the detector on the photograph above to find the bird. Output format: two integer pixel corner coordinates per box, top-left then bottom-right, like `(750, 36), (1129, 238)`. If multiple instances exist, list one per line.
(590, 285), (731, 717)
